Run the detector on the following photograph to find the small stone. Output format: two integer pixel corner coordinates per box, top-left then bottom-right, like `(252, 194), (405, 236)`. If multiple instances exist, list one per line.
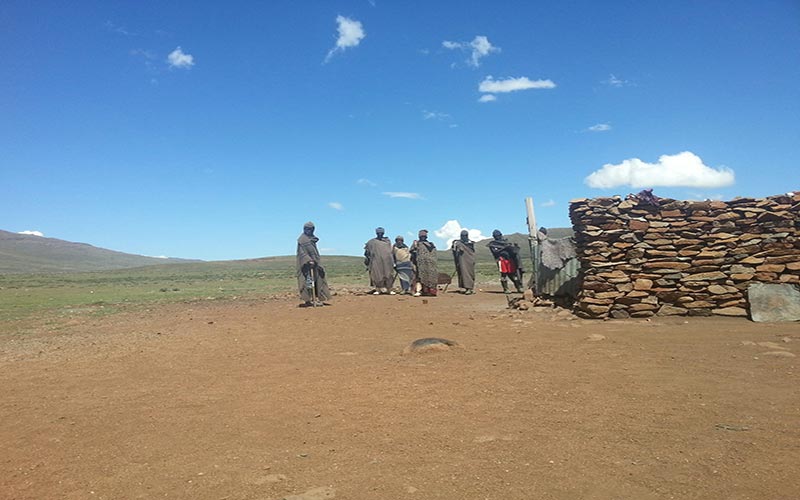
(585, 334), (606, 341)
(282, 486), (336, 500)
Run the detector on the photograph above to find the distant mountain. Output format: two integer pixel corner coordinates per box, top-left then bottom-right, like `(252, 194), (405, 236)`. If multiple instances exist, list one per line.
(0, 230), (200, 274)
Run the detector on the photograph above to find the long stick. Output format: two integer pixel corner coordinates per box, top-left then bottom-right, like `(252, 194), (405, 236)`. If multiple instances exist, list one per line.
(525, 197), (538, 293)
(442, 268), (458, 293)
(310, 266), (318, 307)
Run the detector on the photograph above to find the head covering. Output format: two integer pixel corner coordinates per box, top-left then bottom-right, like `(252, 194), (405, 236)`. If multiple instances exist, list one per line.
(304, 221), (315, 229)
(376, 227), (385, 232)
(418, 229), (428, 236)
(395, 235), (404, 241)
(460, 230), (469, 237)
(492, 229), (502, 237)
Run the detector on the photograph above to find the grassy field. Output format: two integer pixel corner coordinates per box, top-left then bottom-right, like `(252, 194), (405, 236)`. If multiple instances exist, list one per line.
(0, 254), (507, 330)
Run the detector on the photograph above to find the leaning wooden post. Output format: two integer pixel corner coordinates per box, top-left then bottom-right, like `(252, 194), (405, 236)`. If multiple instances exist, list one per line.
(525, 197), (538, 294)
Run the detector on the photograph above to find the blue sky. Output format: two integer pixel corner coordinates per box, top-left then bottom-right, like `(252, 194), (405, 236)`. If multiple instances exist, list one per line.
(2, 1), (798, 260)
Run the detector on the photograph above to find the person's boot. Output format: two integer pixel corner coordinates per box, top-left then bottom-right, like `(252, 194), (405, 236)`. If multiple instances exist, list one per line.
(501, 279), (510, 294)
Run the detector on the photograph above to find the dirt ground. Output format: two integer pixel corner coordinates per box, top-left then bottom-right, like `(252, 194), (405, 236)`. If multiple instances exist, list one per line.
(1, 288), (798, 500)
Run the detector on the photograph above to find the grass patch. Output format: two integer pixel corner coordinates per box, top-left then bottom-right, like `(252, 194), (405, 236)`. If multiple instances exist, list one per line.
(0, 254), (508, 332)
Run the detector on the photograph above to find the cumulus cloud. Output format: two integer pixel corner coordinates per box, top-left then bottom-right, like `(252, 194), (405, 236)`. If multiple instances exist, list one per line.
(588, 123), (611, 132)
(434, 220), (490, 248)
(442, 35), (500, 67)
(478, 94), (497, 103)
(328, 202), (344, 211)
(584, 151), (735, 189)
(18, 230), (44, 237)
(382, 192), (423, 199)
(479, 76), (556, 93)
(167, 47), (194, 68)
(357, 178), (377, 187)
(325, 15), (365, 63)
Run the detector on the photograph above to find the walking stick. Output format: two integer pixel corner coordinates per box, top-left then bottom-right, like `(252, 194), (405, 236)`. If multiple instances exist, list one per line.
(442, 268), (458, 293)
(443, 244), (461, 294)
(309, 265), (318, 307)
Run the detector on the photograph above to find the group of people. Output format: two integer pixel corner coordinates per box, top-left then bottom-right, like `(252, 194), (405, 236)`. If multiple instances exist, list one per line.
(296, 222), (524, 307)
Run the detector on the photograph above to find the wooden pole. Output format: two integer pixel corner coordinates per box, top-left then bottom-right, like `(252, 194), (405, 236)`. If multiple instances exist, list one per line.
(525, 197), (538, 293)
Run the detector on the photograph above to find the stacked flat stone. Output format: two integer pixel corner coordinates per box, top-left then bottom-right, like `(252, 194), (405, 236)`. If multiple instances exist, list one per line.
(568, 192), (800, 319)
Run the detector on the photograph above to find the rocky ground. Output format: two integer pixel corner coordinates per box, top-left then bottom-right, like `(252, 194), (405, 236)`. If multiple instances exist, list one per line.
(1, 288), (798, 499)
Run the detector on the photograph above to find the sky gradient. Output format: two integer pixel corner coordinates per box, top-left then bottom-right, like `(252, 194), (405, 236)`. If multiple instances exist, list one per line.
(2, 1), (799, 260)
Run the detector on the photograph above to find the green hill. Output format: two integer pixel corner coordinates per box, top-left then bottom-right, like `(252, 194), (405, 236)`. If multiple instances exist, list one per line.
(0, 230), (200, 274)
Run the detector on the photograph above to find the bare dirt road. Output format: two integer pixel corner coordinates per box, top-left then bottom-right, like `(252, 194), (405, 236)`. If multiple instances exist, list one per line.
(1, 289), (798, 500)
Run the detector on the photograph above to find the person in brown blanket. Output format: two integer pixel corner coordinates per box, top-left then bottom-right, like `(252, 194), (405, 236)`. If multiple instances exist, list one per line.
(410, 229), (438, 296)
(296, 221), (331, 307)
(364, 227), (395, 295)
(451, 229), (476, 295)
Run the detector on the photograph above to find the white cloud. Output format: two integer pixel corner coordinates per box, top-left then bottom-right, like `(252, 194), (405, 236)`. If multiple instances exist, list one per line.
(588, 123), (612, 132)
(584, 151), (736, 189)
(149, 255), (169, 259)
(479, 76), (556, 93)
(603, 74), (630, 87)
(104, 20), (132, 36)
(328, 201), (344, 211)
(167, 47), (194, 68)
(478, 94), (497, 103)
(357, 178), (377, 187)
(541, 199), (556, 207)
(422, 110), (450, 120)
(687, 192), (725, 201)
(130, 48), (156, 60)
(434, 220), (490, 248)
(382, 192), (423, 199)
(469, 36), (500, 67)
(325, 15), (365, 63)
(442, 36), (500, 67)
(18, 230), (44, 237)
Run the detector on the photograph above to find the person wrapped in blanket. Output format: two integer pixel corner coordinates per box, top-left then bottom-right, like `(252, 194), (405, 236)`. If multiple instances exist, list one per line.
(392, 236), (413, 294)
(410, 229), (438, 297)
(451, 230), (476, 295)
(487, 229), (524, 294)
(296, 221), (331, 307)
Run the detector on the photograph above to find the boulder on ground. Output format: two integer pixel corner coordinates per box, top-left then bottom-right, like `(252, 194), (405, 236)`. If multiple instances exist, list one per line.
(748, 283), (800, 322)
(402, 337), (462, 355)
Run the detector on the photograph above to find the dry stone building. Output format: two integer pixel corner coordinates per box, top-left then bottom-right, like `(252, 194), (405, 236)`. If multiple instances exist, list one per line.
(568, 192), (799, 319)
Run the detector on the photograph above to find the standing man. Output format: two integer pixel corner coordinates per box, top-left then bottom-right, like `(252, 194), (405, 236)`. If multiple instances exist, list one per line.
(393, 236), (414, 295)
(488, 229), (524, 294)
(296, 221), (331, 307)
(364, 227), (395, 295)
(451, 229), (476, 295)
(410, 229), (438, 296)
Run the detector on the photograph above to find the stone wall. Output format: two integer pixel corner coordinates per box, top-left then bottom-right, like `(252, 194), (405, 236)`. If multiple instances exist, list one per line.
(569, 192), (800, 319)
